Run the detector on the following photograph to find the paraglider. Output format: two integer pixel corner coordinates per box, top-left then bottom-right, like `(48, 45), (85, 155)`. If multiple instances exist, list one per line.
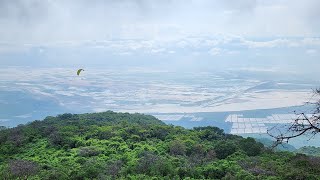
(77, 69), (84, 76)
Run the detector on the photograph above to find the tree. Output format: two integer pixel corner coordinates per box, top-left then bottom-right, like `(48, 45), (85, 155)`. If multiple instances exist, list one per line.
(8, 159), (38, 179)
(239, 137), (264, 156)
(135, 151), (159, 175)
(0, 126), (6, 131)
(214, 141), (237, 159)
(78, 146), (101, 157)
(268, 89), (320, 146)
(77, 158), (104, 178)
(105, 160), (123, 178)
(48, 131), (64, 146)
(8, 127), (25, 147)
(169, 140), (186, 156)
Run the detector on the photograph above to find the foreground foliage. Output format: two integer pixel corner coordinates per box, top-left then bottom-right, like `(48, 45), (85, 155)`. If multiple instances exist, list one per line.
(0, 111), (319, 179)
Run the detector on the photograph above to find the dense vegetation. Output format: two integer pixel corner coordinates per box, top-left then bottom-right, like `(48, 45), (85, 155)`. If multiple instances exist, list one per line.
(296, 146), (320, 157)
(0, 111), (320, 179)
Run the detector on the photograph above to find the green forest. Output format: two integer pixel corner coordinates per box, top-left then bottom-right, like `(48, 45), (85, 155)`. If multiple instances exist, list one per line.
(0, 111), (319, 179)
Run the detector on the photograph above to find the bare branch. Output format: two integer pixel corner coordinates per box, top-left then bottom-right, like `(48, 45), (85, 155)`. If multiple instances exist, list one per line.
(268, 88), (320, 147)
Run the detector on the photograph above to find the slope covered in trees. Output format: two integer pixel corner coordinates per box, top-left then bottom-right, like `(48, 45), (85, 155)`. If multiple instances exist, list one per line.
(0, 111), (320, 179)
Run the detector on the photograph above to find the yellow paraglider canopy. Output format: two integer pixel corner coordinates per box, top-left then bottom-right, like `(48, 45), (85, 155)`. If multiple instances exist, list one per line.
(77, 69), (84, 76)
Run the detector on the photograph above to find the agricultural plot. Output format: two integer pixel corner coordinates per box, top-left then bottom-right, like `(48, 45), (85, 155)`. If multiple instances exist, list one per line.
(153, 114), (185, 121)
(153, 114), (203, 122)
(226, 114), (302, 134)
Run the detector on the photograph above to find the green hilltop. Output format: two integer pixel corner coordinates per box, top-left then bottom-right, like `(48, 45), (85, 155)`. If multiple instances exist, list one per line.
(0, 111), (319, 179)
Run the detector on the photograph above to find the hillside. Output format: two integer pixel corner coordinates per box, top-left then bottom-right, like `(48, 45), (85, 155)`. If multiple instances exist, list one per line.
(0, 111), (319, 179)
(295, 146), (320, 157)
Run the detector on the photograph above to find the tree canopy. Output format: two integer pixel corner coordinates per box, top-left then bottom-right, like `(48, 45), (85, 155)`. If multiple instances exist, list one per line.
(0, 111), (319, 179)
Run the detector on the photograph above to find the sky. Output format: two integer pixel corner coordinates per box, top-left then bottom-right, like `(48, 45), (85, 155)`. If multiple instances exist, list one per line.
(0, 0), (319, 73)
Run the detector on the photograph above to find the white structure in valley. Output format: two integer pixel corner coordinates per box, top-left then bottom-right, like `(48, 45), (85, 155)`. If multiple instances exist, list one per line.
(225, 114), (298, 134)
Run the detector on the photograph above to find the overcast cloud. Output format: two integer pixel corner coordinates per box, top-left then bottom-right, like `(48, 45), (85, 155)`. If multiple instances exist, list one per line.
(0, 0), (319, 43)
(0, 0), (319, 72)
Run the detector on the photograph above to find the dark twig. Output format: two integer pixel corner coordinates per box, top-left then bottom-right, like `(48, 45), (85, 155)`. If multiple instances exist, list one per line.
(268, 88), (320, 147)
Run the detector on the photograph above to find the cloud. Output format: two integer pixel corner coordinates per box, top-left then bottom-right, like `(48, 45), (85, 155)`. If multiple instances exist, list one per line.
(220, 0), (257, 13)
(1, 35), (320, 57)
(208, 48), (222, 56)
(302, 38), (320, 46)
(306, 49), (318, 55)
(150, 48), (166, 54)
(240, 38), (320, 49)
(0, 0), (320, 45)
(241, 39), (291, 48)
